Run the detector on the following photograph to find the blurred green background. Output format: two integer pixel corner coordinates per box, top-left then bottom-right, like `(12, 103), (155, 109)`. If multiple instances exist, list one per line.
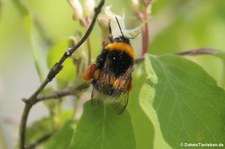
(0, 0), (224, 148)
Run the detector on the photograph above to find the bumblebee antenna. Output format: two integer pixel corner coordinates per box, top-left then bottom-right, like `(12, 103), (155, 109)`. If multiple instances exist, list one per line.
(129, 32), (140, 39)
(108, 20), (113, 42)
(115, 17), (124, 37)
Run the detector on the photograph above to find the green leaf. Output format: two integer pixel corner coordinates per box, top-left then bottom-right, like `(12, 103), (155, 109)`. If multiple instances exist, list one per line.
(69, 101), (136, 149)
(48, 39), (76, 88)
(44, 120), (76, 149)
(11, 0), (29, 16)
(128, 64), (154, 149)
(12, 0), (49, 82)
(140, 54), (225, 148)
(24, 15), (49, 82)
(13, 0), (49, 82)
(213, 50), (225, 88)
(59, 110), (74, 125)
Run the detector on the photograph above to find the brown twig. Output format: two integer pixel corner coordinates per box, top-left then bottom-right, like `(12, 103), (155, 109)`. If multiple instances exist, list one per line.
(141, 9), (149, 56)
(19, 0), (105, 148)
(176, 48), (219, 56)
(36, 83), (89, 102)
(142, 23), (149, 55)
(25, 133), (53, 149)
(135, 56), (145, 64)
(135, 2), (150, 56)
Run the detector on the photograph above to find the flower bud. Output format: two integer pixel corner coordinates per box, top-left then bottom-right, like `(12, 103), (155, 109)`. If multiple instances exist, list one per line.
(147, 4), (152, 15)
(131, 0), (140, 12)
(141, 0), (152, 6)
(97, 15), (111, 46)
(104, 6), (127, 36)
(68, 32), (86, 59)
(84, 0), (96, 17)
(98, 15), (111, 31)
(69, 0), (83, 20)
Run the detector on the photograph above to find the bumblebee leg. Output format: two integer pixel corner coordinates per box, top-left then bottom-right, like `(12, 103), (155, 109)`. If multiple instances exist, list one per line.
(91, 89), (102, 105)
(91, 89), (97, 105)
(111, 94), (129, 115)
(118, 94), (129, 114)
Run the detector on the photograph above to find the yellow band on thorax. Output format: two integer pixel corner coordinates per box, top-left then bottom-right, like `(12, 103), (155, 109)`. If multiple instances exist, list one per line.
(105, 42), (135, 58)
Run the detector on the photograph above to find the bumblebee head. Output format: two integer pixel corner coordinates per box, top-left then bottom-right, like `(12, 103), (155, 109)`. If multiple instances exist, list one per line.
(114, 36), (130, 44)
(113, 17), (131, 44)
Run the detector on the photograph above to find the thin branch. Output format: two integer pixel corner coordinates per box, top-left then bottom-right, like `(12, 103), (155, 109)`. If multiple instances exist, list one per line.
(135, 56), (145, 64)
(142, 20), (149, 55)
(36, 83), (89, 102)
(176, 48), (220, 56)
(135, 48), (222, 64)
(19, 104), (33, 149)
(177, 48), (225, 89)
(25, 133), (53, 149)
(36, 88), (75, 101)
(141, 8), (149, 55)
(135, 1), (150, 56)
(19, 0), (105, 149)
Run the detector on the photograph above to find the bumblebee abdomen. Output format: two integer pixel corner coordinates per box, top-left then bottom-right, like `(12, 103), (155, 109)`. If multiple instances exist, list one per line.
(92, 72), (130, 97)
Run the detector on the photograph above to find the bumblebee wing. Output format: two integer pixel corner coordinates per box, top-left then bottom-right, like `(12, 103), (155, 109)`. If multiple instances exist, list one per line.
(90, 55), (111, 105)
(111, 93), (129, 114)
(102, 54), (111, 72)
(111, 66), (133, 114)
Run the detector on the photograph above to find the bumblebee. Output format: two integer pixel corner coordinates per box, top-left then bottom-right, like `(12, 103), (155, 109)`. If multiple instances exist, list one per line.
(83, 17), (135, 114)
